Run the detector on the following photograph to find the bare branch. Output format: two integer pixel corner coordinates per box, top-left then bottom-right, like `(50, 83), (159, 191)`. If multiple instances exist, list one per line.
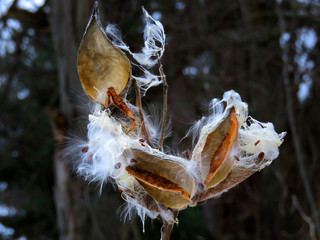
(133, 78), (154, 147)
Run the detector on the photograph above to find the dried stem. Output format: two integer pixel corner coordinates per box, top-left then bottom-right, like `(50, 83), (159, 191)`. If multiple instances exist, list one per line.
(132, 78), (154, 148)
(160, 211), (178, 240)
(157, 56), (168, 150)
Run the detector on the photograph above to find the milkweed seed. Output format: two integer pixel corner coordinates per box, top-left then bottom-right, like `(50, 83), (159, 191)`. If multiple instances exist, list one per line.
(258, 152), (265, 159)
(114, 163), (121, 169)
(81, 146), (89, 153)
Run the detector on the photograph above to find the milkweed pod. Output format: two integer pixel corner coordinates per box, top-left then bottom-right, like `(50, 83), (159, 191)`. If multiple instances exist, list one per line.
(197, 149), (282, 202)
(117, 178), (175, 224)
(125, 149), (196, 209)
(77, 2), (131, 106)
(196, 161), (256, 202)
(192, 107), (238, 189)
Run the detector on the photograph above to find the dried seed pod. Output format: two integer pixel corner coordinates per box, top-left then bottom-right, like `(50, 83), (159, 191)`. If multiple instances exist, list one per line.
(77, 3), (131, 106)
(192, 108), (238, 189)
(125, 149), (195, 209)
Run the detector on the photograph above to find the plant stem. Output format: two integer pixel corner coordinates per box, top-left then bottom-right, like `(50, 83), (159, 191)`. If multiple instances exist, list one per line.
(161, 221), (174, 240)
(133, 78), (154, 148)
(157, 56), (168, 150)
(160, 211), (178, 240)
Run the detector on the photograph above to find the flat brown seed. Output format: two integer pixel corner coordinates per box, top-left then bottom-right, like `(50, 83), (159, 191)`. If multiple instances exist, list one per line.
(81, 146), (89, 153)
(258, 152), (265, 160)
(130, 159), (137, 164)
(114, 163), (121, 169)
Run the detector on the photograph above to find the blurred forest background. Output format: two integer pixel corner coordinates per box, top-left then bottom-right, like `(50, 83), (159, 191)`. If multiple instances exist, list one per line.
(1, 0), (320, 239)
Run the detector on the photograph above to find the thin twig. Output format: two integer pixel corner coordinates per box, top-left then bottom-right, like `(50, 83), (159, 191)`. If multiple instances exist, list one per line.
(157, 56), (168, 150)
(160, 211), (178, 240)
(132, 78), (154, 147)
(292, 195), (317, 240)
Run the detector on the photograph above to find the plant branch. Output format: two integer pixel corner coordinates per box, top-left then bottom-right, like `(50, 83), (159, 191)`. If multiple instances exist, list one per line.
(160, 211), (178, 240)
(292, 195), (317, 240)
(133, 78), (154, 147)
(157, 56), (168, 150)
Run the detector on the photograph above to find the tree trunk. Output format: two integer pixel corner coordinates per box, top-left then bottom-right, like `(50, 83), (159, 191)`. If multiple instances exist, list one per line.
(49, 1), (91, 239)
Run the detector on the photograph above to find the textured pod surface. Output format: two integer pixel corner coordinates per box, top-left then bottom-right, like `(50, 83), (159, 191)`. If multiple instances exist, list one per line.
(125, 149), (195, 209)
(77, 5), (131, 106)
(192, 108), (238, 188)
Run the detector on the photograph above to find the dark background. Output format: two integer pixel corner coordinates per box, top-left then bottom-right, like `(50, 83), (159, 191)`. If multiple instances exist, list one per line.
(1, 0), (320, 239)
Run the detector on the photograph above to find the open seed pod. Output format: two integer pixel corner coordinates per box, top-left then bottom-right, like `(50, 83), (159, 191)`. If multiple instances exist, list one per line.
(77, 3), (131, 106)
(116, 172), (175, 223)
(196, 153), (277, 202)
(192, 107), (238, 189)
(125, 149), (196, 209)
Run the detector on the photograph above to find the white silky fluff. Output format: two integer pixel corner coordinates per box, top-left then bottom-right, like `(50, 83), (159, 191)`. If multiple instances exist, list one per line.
(119, 195), (158, 233)
(132, 7), (166, 68)
(190, 90), (285, 166)
(238, 118), (286, 167)
(104, 8), (166, 94)
(76, 110), (141, 187)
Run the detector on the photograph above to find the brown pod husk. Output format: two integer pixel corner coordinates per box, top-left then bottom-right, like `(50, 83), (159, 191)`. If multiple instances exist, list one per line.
(117, 177), (175, 223)
(196, 154), (276, 202)
(192, 107), (238, 189)
(77, 3), (131, 106)
(125, 149), (196, 209)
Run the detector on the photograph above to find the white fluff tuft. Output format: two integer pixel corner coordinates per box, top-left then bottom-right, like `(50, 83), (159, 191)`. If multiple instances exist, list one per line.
(105, 8), (165, 68)
(133, 68), (163, 94)
(144, 105), (172, 146)
(104, 8), (165, 95)
(119, 195), (158, 232)
(105, 23), (131, 52)
(238, 117), (286, 164)
(184, 159), (203, 186)
(132, 7), (166, 68)
(184, 116), (207, 145)
(75, 109), (139, 187)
